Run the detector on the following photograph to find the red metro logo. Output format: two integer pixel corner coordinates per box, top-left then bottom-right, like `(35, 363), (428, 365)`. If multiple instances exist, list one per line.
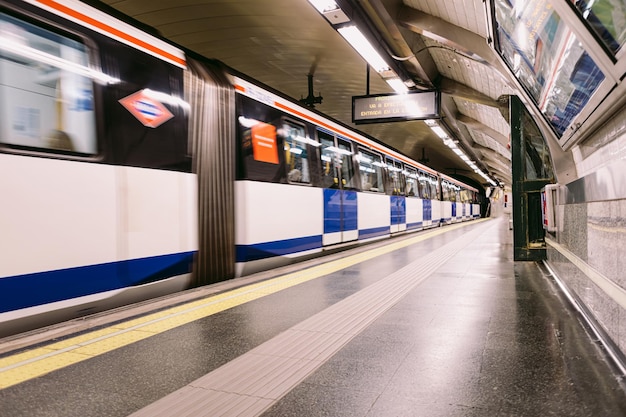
(119, 90), (174, 128)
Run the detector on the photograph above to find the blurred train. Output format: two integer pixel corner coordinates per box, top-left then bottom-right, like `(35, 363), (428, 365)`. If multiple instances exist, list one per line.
(0, 0), (481, 336)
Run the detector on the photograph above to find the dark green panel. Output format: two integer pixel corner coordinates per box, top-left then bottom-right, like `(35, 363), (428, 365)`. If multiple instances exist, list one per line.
(510, 96), (551, 261)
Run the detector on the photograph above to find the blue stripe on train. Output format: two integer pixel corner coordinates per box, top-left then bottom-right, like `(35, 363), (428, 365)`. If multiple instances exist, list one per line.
(407, 221), (423, 230)
(0, 251), (195, 313)
(390, 196), (406, 226)
(236, 235), (323, 262)
(358, 226), (389, 240)
(423, 199), (432, 221)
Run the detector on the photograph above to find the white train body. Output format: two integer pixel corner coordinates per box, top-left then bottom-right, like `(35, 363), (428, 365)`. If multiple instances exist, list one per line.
(0, 0), (482, 336)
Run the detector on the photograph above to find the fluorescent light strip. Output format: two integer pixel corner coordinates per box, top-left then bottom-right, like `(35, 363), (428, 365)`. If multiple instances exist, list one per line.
(386, 77), (408, 93)
(424, 119), (498, 186)
(337, 25), (390, 73)
(430, 126), (448, 139)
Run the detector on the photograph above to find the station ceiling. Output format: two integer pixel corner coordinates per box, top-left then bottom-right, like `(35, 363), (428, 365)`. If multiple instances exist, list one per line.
(101, 0), (517, 189)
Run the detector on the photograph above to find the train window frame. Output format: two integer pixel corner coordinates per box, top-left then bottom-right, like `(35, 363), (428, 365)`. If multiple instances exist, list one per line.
(417, 170), (434, 200)
(316, 129), (358, 190)
(0, 6), (103, 161)
(357, 147), (385, 193)
(318, 129), (338, 188)
(441, 180), (460, 202)
(281, 118), (314, 185)
(236, 95), (288, 183)
(460, 188), (473, 204)
(336, 137), (357, 190)
(404, 166), (419, 197)
(385, 157), (404, 196)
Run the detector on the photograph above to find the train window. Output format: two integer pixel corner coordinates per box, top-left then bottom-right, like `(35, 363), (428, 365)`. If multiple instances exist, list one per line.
(418, 171), (434, 200)
(431, 175), (440, 200)
(0, 12), (97, 155)
(318, 131), (338, 188)
(442, 181), (460, 202)
(417, 171), (439, 200)
(394, 160), (404, 195)
(357, 148), (385, 193)
(386, 158), (404, 195)
(460, 189), (472, 203)
(404, 166), (418, 197)
(337, 138), (356, 189)
(283, 121), (311, 184)
(441, 182), (450, 201)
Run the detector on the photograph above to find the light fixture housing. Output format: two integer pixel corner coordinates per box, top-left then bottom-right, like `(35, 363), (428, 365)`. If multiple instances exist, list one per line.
(385, 77), (409, 93)
(306, 0), (339, 14)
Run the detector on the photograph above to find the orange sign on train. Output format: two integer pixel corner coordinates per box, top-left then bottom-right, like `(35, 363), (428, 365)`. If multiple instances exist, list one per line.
(251, 122), (279, 164)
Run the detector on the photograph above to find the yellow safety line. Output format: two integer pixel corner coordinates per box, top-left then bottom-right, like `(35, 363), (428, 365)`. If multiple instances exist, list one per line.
(0, 219), (488, 389)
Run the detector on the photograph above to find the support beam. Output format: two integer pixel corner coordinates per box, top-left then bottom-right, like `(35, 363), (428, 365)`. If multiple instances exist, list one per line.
(483, 157), (512, 178)
(439, 77), (499, 108)
(456, 113), (509, 146)
(472, 142), (511, 165)
(358, 0), (438, 87)
(398, 5), (511, 78)
(469, 143), (512, 181)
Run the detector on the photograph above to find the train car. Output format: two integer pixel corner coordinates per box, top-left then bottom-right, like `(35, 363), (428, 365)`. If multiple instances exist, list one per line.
(232, 77), (481, 275)
(439, 173), (480, 224)
(0, 0), (483, 336)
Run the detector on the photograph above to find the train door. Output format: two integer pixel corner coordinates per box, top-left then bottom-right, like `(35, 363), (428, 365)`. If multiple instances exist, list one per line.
(387, 158), (406, 234)
(319, 132), (358, 246)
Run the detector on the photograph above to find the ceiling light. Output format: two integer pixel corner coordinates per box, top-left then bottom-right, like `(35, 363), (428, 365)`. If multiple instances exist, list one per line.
(337, 25), (390, 73)
(306, 0), (339, 13)
(430, 126), (448, 139)
(443, 139), (457, 148)
(385, 77), (409, 93)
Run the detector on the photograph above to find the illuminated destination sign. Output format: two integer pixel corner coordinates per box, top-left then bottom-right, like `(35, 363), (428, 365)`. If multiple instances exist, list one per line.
(352, 91), (440, 124)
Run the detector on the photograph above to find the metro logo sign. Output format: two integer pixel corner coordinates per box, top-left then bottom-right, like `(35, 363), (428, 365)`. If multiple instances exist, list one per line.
(119, 90), (174, 128)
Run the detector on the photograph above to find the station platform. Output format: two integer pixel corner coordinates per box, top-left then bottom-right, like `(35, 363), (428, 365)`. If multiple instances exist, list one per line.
(1, 216), (626, 417)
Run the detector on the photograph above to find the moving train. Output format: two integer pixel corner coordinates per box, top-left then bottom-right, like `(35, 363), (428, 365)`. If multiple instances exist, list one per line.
(0, 0), (481, 336)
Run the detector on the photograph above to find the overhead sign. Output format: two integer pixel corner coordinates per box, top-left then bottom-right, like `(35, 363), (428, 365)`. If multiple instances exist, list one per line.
(119, 90), (174, 128)
(352, 91), (440, 124)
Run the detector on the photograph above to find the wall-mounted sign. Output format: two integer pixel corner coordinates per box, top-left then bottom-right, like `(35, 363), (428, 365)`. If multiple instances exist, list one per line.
(352, 91), (440, 124)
